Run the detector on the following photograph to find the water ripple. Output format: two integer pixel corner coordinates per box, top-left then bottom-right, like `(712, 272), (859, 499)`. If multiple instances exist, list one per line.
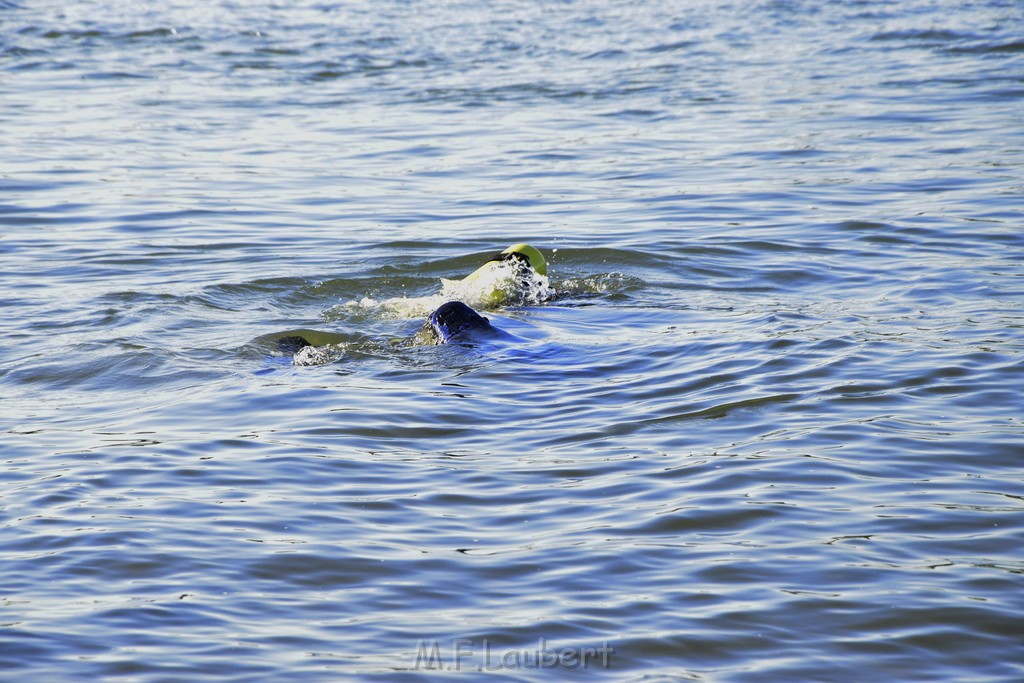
(3, 0), (1023, 680)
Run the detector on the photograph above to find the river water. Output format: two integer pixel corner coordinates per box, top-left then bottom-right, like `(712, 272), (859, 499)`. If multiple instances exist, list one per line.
(2, 0), (1023, 680)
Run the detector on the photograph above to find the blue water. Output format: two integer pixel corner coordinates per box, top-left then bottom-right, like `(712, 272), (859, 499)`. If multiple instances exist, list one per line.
(2, 0), (1023, 680)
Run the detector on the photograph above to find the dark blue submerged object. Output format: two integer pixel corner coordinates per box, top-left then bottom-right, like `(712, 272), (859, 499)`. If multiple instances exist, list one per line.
(427, 301), (499, 344)
(275, 300), (502, 354)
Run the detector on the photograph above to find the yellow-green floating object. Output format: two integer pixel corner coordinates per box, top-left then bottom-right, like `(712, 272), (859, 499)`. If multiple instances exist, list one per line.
(464, 243), (547, 283)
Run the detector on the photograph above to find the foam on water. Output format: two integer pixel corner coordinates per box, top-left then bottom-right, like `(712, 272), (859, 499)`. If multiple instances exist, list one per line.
(337, 258), (554, 320)
(291, 343), (347, 367)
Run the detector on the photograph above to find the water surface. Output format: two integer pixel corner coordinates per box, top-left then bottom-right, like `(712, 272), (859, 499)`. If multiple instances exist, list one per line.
(2, 0), (1023, 680)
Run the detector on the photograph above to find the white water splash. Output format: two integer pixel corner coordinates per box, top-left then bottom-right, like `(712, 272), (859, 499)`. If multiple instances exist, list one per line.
(292, 343), (346, 366)
(335, 259), (553, 319)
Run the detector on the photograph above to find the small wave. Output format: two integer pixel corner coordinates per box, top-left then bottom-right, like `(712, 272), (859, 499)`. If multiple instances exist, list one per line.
(948, 39), (1024, 55)
(556, 273), (642, 299)
(33, 26), (186, 44)
(870, 29), (977, 43)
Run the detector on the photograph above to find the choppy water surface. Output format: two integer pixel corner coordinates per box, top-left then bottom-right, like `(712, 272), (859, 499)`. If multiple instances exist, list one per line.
(3, 0), (1023, 680)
